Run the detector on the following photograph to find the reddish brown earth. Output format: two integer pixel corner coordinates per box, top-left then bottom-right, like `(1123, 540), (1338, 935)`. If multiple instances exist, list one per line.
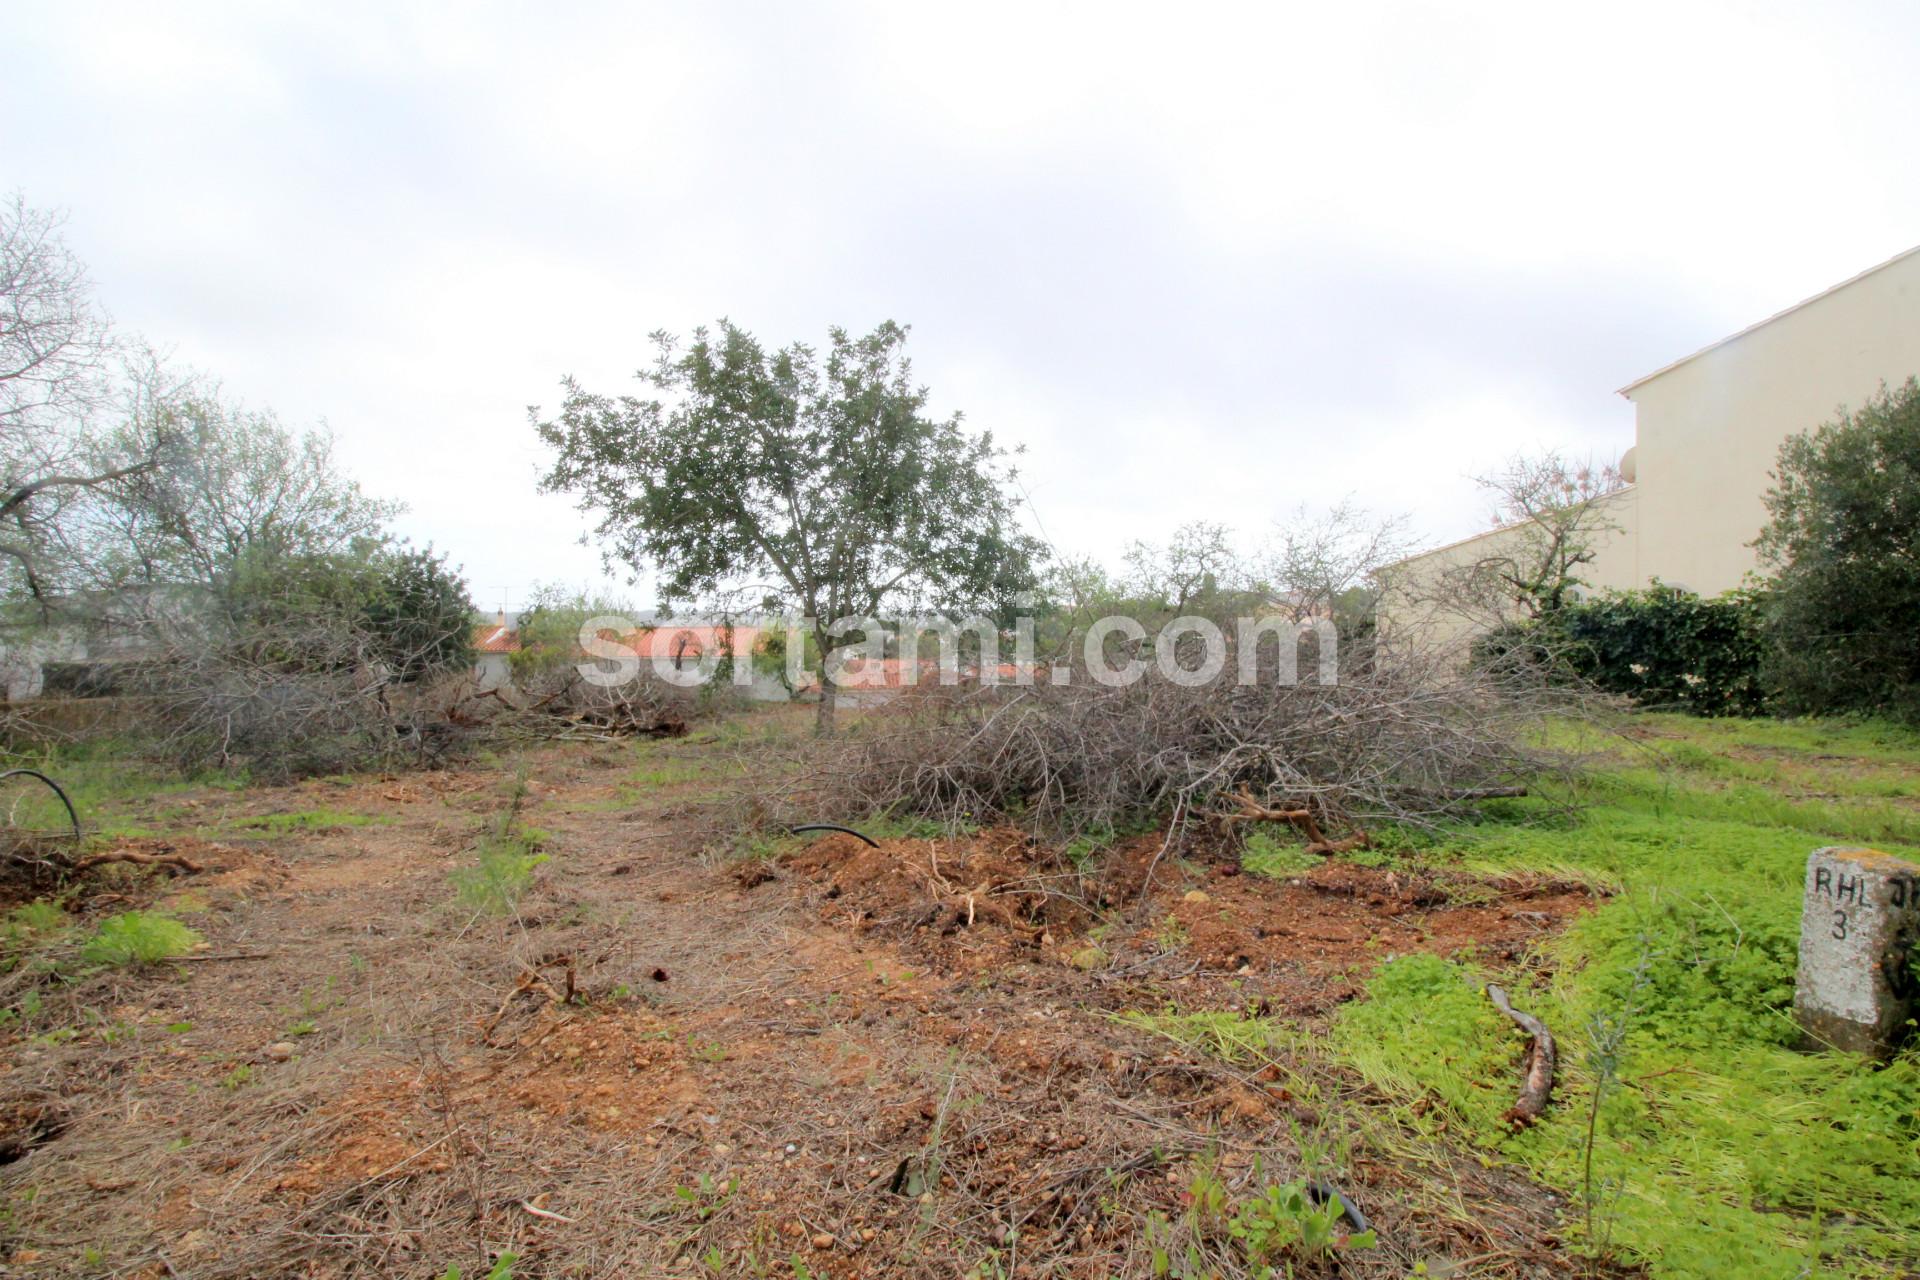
(787, 828), (1590, 1016)
(0, 735), (1601, 1279)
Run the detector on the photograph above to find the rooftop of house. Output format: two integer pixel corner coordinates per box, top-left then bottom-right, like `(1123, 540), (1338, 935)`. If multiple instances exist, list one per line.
(1618, 241), (1920, 396)
(473, 614), (519, 654)
(623, 624), (762, 661)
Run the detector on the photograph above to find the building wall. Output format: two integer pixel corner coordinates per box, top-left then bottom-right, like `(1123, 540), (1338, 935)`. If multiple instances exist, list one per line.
(1626, 246), (1920, 595)
(1377, 487), (1639, 652)
(1379, 245), (1920, 650)
(473, 652), (513, 691)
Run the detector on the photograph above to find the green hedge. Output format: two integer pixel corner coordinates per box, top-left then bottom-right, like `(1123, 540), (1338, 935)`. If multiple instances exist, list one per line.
(1478, 584), (1770, 717)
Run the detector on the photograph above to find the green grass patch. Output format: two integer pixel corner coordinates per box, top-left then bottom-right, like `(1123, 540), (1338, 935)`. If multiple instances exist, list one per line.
(223, 808), (385, 835)
(1239, 830), (1321, 879)
(1322, 715), (1920, 1278)
(80, 911), (201, 966)
(2, 738), (242, 840)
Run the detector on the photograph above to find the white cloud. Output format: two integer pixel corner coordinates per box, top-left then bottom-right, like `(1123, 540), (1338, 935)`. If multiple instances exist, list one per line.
(4, 0), (1916, 609)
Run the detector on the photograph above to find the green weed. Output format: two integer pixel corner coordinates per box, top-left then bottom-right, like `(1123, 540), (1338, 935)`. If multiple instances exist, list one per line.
(1226, 1178), (1376, 1262)
(224, 808), (383, 834)
(1239, 830), (1320, 879)
(438, 1253), (517, 1280)
(80, 911), (200, 966)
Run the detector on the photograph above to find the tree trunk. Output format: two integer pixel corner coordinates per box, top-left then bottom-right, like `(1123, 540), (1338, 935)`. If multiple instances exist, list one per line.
(814, 672), (837, 736)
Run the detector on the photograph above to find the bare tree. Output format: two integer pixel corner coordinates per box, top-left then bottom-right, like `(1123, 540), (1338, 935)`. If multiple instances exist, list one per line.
(0, 194), (110, 430)
(1122, 520), (1239, 611)
(1264, 497), (1413, 628)
(1445, 450), (1627, 620)
(0, 196), (176, 609)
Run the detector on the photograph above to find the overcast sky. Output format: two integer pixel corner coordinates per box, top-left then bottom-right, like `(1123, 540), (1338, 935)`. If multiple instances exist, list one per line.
(6, 2), (1918, 613)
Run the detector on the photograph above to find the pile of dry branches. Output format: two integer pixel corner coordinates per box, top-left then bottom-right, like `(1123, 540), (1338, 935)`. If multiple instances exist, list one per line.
(139, 643), (419, 780)
(786, 640), (1580, 845)
(445, 667), (705, 744)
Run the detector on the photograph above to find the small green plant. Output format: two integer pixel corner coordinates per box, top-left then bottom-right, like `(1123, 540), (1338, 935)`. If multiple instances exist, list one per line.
(438, 1253), (517, 1280)
(451, 828), (549, 915)
(671, 1171), (738, 1220)
(81, 911), (201, 966)
(220, 1064), (254, 1091)
(1226, 1179), (1376, 1264)
(453, 767), (550, 915)
(686, 1036), (729, 1064)
(285, 1019), (318, 1038)
(1185, 1156), (1231, 1228)
(1580, 943), (1653, 1267)
(1154, 913), (1190, 951)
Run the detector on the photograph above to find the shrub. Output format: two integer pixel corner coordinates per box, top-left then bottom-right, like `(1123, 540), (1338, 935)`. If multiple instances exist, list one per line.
(1558, 584), (1769, 717)
(1757, 377), (1920, 722)
(1473, 585), (1769, 717)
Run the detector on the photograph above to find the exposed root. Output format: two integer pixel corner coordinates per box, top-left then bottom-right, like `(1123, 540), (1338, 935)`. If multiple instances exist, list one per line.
(1488, 983), (1556, 1128)
(1218, 786), (1372, 857)
(70, 849), (205, 875)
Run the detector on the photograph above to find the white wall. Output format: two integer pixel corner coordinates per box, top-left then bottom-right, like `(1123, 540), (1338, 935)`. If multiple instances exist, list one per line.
(1380, 245), (1920, 649)
(1626, 246), (1920, 595)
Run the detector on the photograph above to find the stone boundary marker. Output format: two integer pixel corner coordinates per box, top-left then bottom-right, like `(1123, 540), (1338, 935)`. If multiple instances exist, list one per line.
(1794, 846), (1920, 1058)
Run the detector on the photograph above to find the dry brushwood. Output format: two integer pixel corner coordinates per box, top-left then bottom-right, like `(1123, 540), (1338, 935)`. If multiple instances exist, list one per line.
(767, 635), (1584, 854)
(447, 668), (696, 744)
(479, 953), (579, 1044)
(1488, 983), (1557, 1128)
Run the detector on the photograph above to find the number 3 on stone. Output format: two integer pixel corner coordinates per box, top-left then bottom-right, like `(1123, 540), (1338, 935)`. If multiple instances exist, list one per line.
(1833, 910), (1849, 941)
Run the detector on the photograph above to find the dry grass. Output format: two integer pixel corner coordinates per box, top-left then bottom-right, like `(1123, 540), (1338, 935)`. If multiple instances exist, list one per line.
(0, 714), (1601, 1279)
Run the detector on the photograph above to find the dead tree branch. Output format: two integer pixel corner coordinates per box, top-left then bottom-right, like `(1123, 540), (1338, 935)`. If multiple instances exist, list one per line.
(1488, 983), (1556, 1128)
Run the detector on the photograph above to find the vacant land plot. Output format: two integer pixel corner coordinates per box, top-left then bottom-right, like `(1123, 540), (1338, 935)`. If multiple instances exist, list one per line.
(0, 710), (1912, 1278)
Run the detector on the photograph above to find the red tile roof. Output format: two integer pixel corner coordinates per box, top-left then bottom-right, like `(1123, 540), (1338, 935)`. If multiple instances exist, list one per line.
(472, 623), (519, 654)
(834, 657), (938, 689)
(623, 625), (761, 662)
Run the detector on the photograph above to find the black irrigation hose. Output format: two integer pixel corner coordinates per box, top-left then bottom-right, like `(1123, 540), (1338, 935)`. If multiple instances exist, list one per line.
(788, 822), (880, 849)
(1308, 1179), (1371, 1235)
(0, 769), (81, 844)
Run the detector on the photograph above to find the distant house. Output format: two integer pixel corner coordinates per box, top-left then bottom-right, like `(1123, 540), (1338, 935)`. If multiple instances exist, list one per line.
(623, 624), (762, 671)
(471, 614), (520, 689)
(1380, 243), (1920, 649)
(623, 623), (802, 701)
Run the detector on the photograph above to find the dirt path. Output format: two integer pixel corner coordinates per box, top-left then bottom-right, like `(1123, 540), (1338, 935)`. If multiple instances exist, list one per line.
(0, 742), (1593, 1279)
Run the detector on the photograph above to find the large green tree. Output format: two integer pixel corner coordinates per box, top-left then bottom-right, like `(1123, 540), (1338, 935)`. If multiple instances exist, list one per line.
(1757, 377), (1920, 720)
(532, 320), (1042, 732)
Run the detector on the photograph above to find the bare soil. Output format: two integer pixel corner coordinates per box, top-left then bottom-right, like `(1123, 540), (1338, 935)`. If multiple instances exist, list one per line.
(0, 736), (1601, 1279)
